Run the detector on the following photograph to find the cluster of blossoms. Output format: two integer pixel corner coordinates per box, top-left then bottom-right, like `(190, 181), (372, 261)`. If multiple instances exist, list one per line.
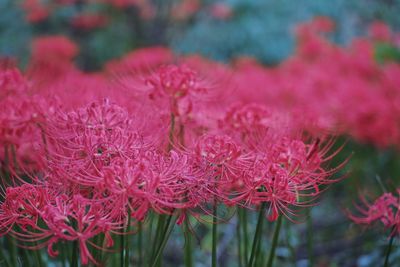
(0, 52), (344, 264)
(349, 190), (400, 237)
(19, 0), (231, 27)
(4, 15), (400, 265)
(230, 17), (400, 148)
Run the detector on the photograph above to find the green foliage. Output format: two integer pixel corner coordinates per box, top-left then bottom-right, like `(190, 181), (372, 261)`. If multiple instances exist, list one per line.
(375, 43), (400, 63)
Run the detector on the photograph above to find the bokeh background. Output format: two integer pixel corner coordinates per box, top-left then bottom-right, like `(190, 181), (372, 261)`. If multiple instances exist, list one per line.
(2, 0), (400, 266)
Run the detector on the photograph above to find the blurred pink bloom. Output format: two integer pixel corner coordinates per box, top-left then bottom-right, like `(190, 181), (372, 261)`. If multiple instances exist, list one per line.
(349, 190), (400, 236)
(71, 13), (109, 31)
(210, 3), (232, 20)
(369, 21), (392, 42)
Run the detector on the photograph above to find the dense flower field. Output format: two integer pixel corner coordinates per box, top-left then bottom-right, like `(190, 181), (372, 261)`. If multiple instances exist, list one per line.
(1, 1), (400, 266)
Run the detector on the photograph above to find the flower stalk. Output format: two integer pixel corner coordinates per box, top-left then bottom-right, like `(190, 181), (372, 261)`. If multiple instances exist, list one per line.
(265, 215), (283, 267)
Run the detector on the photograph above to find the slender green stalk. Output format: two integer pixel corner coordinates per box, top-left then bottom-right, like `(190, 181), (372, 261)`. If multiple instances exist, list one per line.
(0, 238), (11, 267)
(168, 113), (175, 151)
(120, 232), (125, 267)
(21, 246), (30, 267)
(10, 144), (18, 170)
(7, 236), (17, 267)
(306, 214), (314, 267)
(383, 235), (395, 267)
(247, 203), (266, 267)
(237, 212), (243, 267)
(71, 240), (79, 267)
(184, 218), (193, 267)
(3, 145), (9, 179)
(61, 243), (67, 267)
(254, 227), (264, 267)
(265, 215), (283, 267)
(212, 201), (218, 267)
(91, 235), (102, 265)
(34, 246), (44, 267)
(124, 214), (132, 267)
(242, 209), (249, 262)
(150, 215), (166, 260)
(138, 221), (143, 266)
(98, 234), (108, 266)
(151, 215), (176, 267)
(145, 213), (154, 266)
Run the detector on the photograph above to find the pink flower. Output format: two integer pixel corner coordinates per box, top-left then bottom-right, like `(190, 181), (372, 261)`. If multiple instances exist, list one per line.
(348, 190), (400, 236)
(0, 184), (49, 235)
(209, 3), (232, 20)
(45, 99), (145, 187)
(71, 13), (109, 31)
(231, 136), (342, 221)
(369, 21), (392, 43)
(21, 0), (50, 23)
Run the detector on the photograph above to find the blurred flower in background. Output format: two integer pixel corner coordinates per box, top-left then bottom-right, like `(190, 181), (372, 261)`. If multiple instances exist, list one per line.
(1, 0), (400, 267)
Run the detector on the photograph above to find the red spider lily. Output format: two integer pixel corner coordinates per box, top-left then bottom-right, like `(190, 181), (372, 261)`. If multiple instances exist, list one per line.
(231, 136), (342, 221)
(0, 68), (50, 172)
(220, 103), (271, 142)
(141, 64), (209, 116)
(348, 190), (400, 237)
(1, 187), (120, 265)
(45, 99), (146, 187)
(28, 36), (79, 82)
(191, 134), (252, 206)
(369, 21), (392, 43)
(127, 150), (203, 218)
(41, 194), (120, 265)
(31, 36), (78, 63)
(209, 3), (233, 20)
(71, 13), (109, 31)
(0, 184), (50, 235)
(20, 0), (50, 23)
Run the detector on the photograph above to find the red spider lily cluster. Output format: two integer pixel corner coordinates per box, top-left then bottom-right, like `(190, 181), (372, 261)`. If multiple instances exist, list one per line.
(0, 65), (342, 264)
(20, 0), (153, 24)
(0, 35), (346, 265)
(349, 190), (400, 237)
(19, 0), (215, 25)
(3, 15), (400, 265)
(231, 17), (400, 148)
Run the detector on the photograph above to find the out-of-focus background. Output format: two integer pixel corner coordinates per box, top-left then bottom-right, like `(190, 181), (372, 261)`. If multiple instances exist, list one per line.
(2, 0), (400, 266)
(2, 0), (400, 68)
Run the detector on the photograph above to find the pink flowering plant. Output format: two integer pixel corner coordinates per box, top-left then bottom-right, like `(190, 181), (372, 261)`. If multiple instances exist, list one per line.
(2, 1), (400, 265)
(0, 54), (348, 266)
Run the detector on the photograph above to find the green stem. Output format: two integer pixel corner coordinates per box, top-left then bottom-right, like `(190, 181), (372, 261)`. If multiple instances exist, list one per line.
(237, 212), (243, 267)
(151, 215), (166, 260)
(98, 234), (108, 266)
(71, 240), (79, 267)
(265, 215), (283, 267)
(242, 209), (249, 263)
(34, 246), (44, 267)
(306, 213), (314, 267)
(91, 235), (102, 265)
(138, 221), (143, 266)
(145, 213), (155, 266)
(254, 229), (264, 267)
(0, 238), (11, 267)
(151, 215), (176, 267)
(120, 232), (125, 267)
(212, 201), (218, 267)
(168, 113), (175, 151)
(247, 203), (266, 267)
(124, 214), (131, 267)
(383, 235), (395, 267)
(21, 250), (30, 267)
(184, 218), (193, 267)
(8, 236), (17, 267)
